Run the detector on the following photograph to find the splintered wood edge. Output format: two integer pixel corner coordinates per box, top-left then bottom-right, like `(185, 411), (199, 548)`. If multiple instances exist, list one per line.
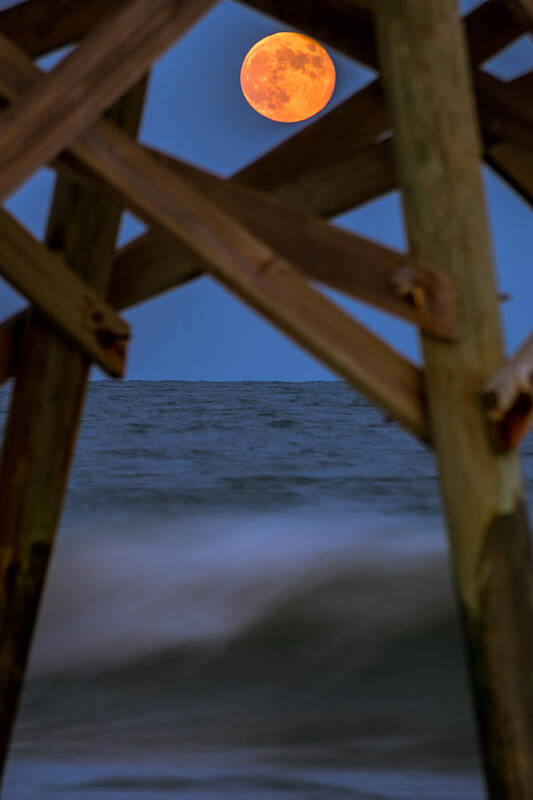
(481, 333), (533, 451)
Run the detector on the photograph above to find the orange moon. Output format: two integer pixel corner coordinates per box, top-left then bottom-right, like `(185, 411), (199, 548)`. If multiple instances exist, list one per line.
(240, 32), (336, 123)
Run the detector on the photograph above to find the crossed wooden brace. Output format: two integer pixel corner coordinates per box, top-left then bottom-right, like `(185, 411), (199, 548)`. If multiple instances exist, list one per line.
(0, 0), (531, 446)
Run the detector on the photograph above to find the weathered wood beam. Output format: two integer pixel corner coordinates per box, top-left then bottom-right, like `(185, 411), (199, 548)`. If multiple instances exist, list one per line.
(110, 230), (203, 311)
(479, 71), (533, 207)
(140, 149), (458, 338)
(1, 0), (522, 68)
(237, 68), (533, 218)
(236, 0), (379, 68)
(476, 69), (533, 153)
(0, 34), (429, 438)
(0, 0), (215, 203)
(236, 78), (391, 213)
(0, 77), (147, 772)
(463, 0), (529, 65)
(238, 0), (526, 71)
(0, 209), (128, 376)
(377, 0), (533, 796)
(262, 136), (396, 217)
(486, 138), (533, 206)
(0, 312), (26, 386)
(482, 332), (533, 451)
(0, 0), (116, 58)
(499, 0), (533, 29)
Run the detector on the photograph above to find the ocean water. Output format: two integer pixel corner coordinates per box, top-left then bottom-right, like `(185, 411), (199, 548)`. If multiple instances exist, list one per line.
(2, 380), (532, 799)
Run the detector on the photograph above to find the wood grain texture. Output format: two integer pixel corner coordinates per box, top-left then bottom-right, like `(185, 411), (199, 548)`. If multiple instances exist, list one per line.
(0, 0), (214, 202)
(0, 209), (128, 376)
(120, 148), (458, 338)
(377, 0), (533, 796)
(0, 77), (147, 772)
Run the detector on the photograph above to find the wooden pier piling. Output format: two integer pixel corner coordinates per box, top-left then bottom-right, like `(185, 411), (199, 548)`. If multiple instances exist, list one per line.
(0, 78), (147, 766)
(377, 0), (533, 795)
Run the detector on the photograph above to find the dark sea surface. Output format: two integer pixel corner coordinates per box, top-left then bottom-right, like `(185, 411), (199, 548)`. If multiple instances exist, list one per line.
(2, 380), (532, 799)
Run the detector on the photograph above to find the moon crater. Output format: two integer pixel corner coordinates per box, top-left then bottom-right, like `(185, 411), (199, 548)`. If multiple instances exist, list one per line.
(241, 33), (336, 123)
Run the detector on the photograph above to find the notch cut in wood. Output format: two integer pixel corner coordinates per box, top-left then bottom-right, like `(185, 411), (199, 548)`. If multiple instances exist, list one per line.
(0, 210), (129, 376)
(482, 333), (533, 451)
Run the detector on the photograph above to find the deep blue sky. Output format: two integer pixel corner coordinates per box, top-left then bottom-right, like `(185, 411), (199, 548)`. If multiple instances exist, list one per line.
(0, 0), (532, 379)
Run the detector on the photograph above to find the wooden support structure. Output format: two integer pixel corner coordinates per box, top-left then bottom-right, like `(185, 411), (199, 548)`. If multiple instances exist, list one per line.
(377, 1), (533, 796)
(0, 0), (531, 795)
(0, 0), (215, 202)
(0, 209), (128, 376)
(0, 35), (428, 438)
(0, 77), (147, 768)
(0, 0), (116, 58)
(500, 0), (533, 28)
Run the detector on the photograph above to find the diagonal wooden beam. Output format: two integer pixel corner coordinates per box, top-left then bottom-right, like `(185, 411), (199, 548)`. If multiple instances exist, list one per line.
(238, 0), (378, 68)
(130, 149), (458, 338)
(238, 0), (527, 71)
(476, 69), (533, 153)
(236, 78), (390, 212)
(1, 0), (524, 68)
(0, 0), (215, 203)
(498, 0), (533, 28)
(486, 138), (533, 206)
(462, 0), (530, 65)
(0, 0), (116, 58)
(110, 230), (203, 311)
(0, 209), (128, 376)
(477, 71), (533, 207)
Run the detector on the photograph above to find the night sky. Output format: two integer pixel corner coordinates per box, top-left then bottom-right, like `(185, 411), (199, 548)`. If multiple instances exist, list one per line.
(0, 0), (532, 380)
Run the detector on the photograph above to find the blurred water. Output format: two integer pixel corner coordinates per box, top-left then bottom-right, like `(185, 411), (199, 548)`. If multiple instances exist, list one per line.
(2, 380), (527, 799)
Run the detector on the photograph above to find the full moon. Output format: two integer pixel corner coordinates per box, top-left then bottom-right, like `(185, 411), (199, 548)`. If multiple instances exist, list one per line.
(240, 32), (336, 123)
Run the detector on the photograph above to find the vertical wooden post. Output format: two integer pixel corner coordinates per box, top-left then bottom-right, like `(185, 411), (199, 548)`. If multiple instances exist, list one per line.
(0, 77), (147, 774)
(376, 1), (533, 797)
